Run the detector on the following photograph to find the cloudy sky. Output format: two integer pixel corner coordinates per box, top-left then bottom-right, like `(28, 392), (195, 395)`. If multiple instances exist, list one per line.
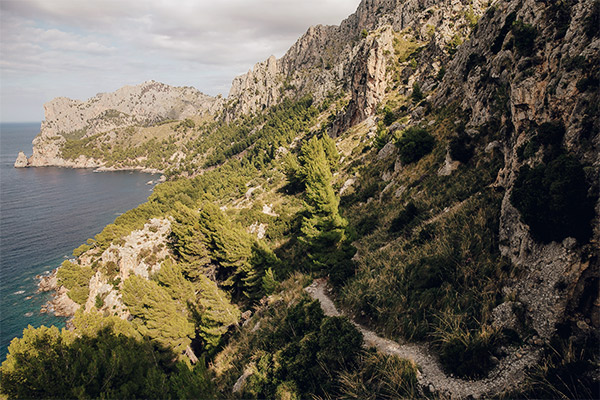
(0, 0), (360, 122)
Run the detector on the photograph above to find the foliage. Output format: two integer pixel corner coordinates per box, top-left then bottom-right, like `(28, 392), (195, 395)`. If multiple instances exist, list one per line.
(511, 154), (594, 243)
(296, 136), (356, 286)
(434, 313), (499, 378)
(192, 274), (241, 351)
(0, 325), (215, 399)
(170, 202), (280, 300)
(122, 275), (195, 356)
(240, 298), (363, 399)
(511, 20), (537, 55)
(449, 132), (474, 163)
(56, 260), (94, 305)
(341, 191), (514, 377)
(411, 82), (424, 102)
(336, 351), (419, 399)
(395, 127), (435, 164)
(389, 201), (422, 235)
(585, 0), (600, 39)
(514, 322), (600, 399)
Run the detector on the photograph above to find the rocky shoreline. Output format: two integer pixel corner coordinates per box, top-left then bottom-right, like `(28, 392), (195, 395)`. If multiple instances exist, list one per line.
(36, 269), (80, 318)
(14, 152), (165, 175)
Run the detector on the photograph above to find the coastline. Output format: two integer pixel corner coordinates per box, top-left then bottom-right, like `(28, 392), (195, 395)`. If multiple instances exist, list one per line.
(36, 269), (80, 318)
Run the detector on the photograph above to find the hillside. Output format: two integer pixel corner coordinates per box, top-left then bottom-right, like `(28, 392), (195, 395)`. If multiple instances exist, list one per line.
(4, 0), (599, 399)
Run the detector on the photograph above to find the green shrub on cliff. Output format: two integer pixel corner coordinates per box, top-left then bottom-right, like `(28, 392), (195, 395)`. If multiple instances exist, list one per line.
(56, 260), (94, 305)
(511, 154), (595, 243)
(395, 127), (435, 164)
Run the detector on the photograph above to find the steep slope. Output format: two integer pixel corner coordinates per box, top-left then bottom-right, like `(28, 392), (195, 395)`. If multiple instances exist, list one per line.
(228, 0), (490, 129)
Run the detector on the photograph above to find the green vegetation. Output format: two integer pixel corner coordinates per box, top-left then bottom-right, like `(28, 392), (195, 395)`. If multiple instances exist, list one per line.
(511, 20), (537, 55)
(511, 154), (595, 243)
(56, 260), (94, 305)
(1, 325), (215, 399)
(585, 0), (600, 39)
(395, 127), (435, 164)
(296, 136), (355, 285)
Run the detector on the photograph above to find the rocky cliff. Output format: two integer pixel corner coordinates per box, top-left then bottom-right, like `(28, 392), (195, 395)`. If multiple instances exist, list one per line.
(431, 0), (599, 340)
(17, 80), (222, 168)
(228, 0), (488, 129)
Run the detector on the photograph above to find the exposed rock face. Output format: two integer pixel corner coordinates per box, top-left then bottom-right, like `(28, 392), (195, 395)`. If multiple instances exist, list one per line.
(228, 0), (487, 130)
(85, 218), (173, 317)
(431, 0), (599, 339)
(37, 270), (81, 317)
(21, 81), (222, 168)
(14, 151), (28, 168)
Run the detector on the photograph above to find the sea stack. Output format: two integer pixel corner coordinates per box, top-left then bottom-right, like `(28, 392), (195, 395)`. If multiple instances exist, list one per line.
(14, 151), (29, 168)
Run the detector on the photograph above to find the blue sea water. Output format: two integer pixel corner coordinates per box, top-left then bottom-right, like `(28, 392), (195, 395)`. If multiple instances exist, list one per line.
(0, 122), (158, 361)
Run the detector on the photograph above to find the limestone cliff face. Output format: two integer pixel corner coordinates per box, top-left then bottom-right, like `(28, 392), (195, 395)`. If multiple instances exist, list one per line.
(227, 0), (487, 129)
(430, 0), (599, 338)
(19, 81), (222, 168)
(84, 218), (172, 318)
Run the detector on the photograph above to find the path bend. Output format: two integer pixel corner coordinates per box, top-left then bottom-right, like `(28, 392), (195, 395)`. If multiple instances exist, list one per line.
(305, 279), (540, 399)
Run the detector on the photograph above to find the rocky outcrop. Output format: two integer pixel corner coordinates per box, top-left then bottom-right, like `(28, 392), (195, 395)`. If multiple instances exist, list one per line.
(14, 151), (28, 168)
(430, 0), (599, 340)
(19, 81), (223, 168)
(227, 0), (487, 129)
(85, 218), (172, 317)
(37, 270), (81, 317)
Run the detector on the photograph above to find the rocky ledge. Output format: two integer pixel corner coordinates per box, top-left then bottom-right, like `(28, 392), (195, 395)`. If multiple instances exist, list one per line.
(37, 269), (80, 317)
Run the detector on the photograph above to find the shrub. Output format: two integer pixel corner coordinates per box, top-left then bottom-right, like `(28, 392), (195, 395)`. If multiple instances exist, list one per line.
(449, 134), (474, 163)
(56, 260), (94, 305)
(395, 127), (435, 164)
(435, 317), (499, 378)
(389, 201), (421, 234)
(411, 82), (424, 102)
(511, 154), (595, 243)
(511, 20), (537, 55)
(585, 0), (600, 38)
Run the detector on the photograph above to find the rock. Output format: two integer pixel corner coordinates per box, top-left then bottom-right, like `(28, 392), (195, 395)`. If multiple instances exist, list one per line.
(48, 288), (80, 317)
(340, 177), (356, 195)
(248, 222), (267, 240)
(438, 150), (460, 176)
(232, 366), (254, 394)
(14, 151), (29, 168)
(37, 270), (58, 292)
(27, 81), (222, 168)
(377, 142), (397, 160)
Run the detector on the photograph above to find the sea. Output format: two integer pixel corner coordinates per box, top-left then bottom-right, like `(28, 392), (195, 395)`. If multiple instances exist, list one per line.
(0, 122), (159, 361)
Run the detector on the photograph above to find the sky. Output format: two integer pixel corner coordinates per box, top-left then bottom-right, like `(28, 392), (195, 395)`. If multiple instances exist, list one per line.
(0, 0), (360, 122)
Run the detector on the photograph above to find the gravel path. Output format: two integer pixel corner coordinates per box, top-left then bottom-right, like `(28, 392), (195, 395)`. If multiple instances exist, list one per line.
(305, 279), (540, 399)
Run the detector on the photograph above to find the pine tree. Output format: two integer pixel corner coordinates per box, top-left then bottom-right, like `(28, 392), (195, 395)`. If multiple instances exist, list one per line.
(122, 275), (194, 357)
(297, 136), (355, 283)
(193, 275), (240, 350)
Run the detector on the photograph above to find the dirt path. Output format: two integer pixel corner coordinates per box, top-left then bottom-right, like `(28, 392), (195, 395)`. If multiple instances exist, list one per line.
(305, 279), (540, 399)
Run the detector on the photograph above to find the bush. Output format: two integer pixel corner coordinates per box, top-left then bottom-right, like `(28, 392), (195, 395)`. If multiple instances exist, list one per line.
(511, 154), (595, 243)
(389, 202), (421, 234)
(411, 82), (424, 102)
(449, 134), (474, 163)
(511, 20), (537, 55)
(435, 319), (499, 378)
(395, 127), (435, 164)
(585, 0), (600, 38)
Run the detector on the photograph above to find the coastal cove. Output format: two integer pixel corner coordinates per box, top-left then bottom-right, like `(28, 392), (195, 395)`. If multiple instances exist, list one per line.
(0, 122), (159, 361)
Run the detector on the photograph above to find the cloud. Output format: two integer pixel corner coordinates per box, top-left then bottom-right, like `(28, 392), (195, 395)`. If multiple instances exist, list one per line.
(0, 0), (360, 122)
